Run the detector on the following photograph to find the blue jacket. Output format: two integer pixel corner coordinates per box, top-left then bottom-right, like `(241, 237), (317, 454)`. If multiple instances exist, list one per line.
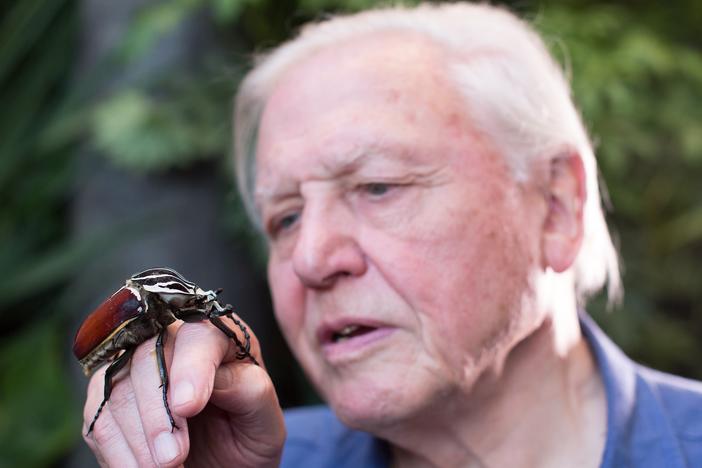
(282, 314), (702, 467)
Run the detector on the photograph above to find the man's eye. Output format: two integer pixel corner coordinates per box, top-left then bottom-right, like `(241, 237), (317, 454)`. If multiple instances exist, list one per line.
(270, 212), (300, 235)
(362, 182), (392, 196)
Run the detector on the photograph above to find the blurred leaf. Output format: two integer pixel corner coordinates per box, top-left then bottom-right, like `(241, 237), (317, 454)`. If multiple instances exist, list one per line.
(654, 205), (702, 252)
(0, 320), (80, 468)
(210, 0), (258, 22)
(0, 3), (75, 183)
(0, 209), (168, 315)
(0, 0), (66, 84)
(90, 81), (229, 171)
(0, 230), (113, 310)
(119, 0), (200, 61)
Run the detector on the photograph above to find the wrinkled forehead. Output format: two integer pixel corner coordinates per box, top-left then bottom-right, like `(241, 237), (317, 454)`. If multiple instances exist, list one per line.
(254, 32), (470, 186)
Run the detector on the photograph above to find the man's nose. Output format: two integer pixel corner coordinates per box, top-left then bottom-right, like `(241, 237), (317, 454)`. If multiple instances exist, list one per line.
(291, 203), (367, 289)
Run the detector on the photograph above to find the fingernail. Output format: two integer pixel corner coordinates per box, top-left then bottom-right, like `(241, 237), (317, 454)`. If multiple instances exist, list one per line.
(173, 380), (194, 407)
(154, 431), (179, 465)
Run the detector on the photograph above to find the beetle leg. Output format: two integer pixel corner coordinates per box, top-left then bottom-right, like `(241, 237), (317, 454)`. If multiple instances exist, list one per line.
(209, 301), (230, 315)
(208, 303), (251, 356)
(87, 347), (135, 435)
(209, 304), (254, 358)
(173, 307), (208, 323)
(176, 302), (258, 366)
(208, 315), (260, 367)
(155, 328), (179, 432)
(228, 315), (253, 356)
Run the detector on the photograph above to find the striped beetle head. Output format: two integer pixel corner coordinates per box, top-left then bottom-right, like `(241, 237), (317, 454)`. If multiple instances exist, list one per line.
(128, 267), (217, 309)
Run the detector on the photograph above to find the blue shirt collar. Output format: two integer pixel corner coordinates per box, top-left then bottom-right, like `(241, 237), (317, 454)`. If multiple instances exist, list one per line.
(580, 312), (689, 468)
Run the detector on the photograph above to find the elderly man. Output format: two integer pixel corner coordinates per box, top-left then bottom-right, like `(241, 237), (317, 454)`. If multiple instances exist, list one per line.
(82, 3), (702, 467)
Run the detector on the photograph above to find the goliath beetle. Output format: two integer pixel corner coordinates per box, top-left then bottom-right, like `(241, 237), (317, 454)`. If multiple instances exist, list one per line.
(73, 267), (258, 435)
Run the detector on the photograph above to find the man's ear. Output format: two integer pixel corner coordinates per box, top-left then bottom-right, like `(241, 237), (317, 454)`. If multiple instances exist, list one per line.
(541, 154), (586, 273)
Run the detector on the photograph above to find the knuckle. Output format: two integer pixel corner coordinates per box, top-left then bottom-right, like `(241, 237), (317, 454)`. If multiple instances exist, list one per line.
(142, 406), (175, 435)
(229, 365), (277, 412)
(175, 322), (230, 366)
(250, 366), (274, 400)
(178, 320), (221, 344)
(90, 415), (121, 448)
(107, 381), (136, 414)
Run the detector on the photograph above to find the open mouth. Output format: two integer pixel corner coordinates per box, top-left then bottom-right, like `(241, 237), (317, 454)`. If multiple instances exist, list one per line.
(331, 324), (377, 343)
(318, 321), (396, 361)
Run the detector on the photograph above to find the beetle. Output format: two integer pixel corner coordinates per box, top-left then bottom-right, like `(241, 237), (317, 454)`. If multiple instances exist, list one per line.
(73, 267), (258, 435)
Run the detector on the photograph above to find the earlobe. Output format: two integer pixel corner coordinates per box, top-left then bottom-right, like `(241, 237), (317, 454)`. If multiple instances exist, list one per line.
(541, 154), (586, 273)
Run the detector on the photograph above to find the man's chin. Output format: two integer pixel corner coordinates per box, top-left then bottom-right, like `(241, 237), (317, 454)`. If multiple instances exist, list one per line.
(326, 387), (421, 433)
(333, 403), (398, 432)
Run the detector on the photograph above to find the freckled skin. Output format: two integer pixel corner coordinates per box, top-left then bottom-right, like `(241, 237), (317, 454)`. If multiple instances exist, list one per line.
(256, 32), (547, 430)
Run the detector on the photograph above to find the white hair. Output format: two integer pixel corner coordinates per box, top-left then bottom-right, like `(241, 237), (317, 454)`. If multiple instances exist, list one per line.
(233, 2), (621, 302)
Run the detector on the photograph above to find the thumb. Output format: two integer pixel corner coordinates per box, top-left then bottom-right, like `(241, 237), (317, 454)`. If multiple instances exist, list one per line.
(211, 362), (286, 453)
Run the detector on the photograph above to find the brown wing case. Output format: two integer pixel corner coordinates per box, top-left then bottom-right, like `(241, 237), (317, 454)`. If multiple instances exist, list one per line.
(73, 287), (143, 360)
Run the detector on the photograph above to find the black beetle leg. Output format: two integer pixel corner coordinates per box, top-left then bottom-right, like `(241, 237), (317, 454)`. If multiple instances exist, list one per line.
(209, 315), (260, 367)
(87, 347), (135, 435)
(220, 306), (253, 357)
(173, 307), (208, 323)
(176, 305), (257, 365)
(209, 303), (252, 356)
(228, 315), (252, 356)
(155, 328), (179, 432)
(208, 314), (246, 357)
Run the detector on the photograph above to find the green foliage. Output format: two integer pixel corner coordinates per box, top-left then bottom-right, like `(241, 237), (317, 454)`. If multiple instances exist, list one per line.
(0, 0), (261, 463)
(211, 0), (261, 23)
(119, 0), (200, 60)
(0, 1), (107, 465)
(537, 2), (702, 377)
(91, 83), (228, 172)
(0, 320), (81, 468)
(80, 0), (254, 173)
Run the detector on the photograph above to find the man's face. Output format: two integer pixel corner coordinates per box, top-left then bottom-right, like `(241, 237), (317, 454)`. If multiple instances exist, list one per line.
(255, 34), (546, 428)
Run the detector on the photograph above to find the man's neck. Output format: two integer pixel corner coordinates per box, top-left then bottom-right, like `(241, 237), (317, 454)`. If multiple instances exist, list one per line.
(384, 308), (607, 468)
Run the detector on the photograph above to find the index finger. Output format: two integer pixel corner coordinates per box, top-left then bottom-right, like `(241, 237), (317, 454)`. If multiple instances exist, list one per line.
(169, 315), (261, 418)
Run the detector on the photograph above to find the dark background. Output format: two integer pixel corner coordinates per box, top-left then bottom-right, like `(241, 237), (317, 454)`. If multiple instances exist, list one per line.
(1, 0), (701, 466)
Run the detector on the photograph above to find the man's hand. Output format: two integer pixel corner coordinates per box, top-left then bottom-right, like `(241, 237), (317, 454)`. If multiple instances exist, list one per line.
(82, 317), (286, 467)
